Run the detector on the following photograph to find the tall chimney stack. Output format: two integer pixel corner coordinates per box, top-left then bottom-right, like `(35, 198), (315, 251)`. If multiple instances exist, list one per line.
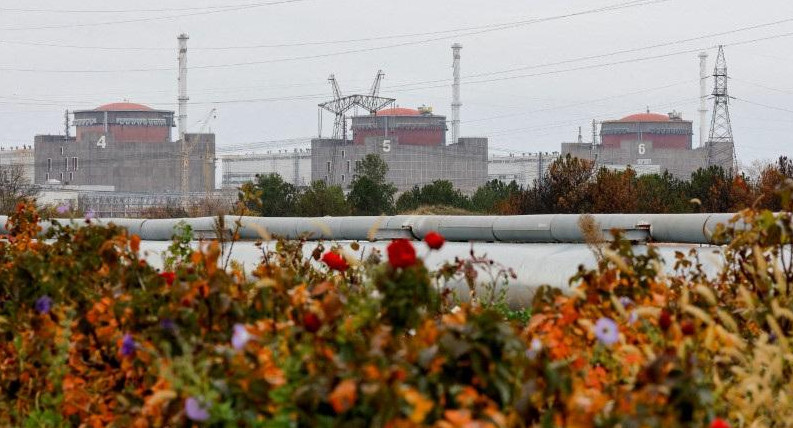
(451, 43), (462, 145)
(698, 51), (708, 147)
(178, 34), (189, 142)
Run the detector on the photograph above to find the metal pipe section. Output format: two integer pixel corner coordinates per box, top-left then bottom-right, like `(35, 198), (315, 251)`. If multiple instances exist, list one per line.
(0, 213), (743, 244)
(134, 241), (725, 307)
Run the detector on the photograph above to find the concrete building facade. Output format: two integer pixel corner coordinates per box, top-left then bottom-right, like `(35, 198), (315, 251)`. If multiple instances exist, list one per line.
(312, 136), (488, 193)
(220, 150), (312, 188)
(34, 102), (214, 193)
(0, 145), (34, 183)
(488, 152), (559, 188)
(561, 111), (732, 179)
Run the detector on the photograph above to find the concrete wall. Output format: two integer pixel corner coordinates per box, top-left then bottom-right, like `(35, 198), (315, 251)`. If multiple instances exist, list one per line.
(488, 153), (559, 188)
(34, 132), (214, 193)
(0, 147), (34, 183)
(220, 150), (312, 188)
(562, 141), (715, 179)
(311, 136), (488, 194)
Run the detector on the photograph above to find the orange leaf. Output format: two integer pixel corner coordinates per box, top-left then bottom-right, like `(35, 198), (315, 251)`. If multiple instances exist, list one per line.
(329, 379), (357, 414)
(130, 234), (141, 253)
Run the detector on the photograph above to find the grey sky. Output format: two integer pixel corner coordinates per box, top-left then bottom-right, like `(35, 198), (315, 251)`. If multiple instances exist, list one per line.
(1, 0), (792, 166)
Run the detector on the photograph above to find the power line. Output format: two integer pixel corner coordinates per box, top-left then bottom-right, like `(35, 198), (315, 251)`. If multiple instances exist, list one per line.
(733, 97), (793, 115)
(0, 0), (664, 51)
(0, 0), (668, 72)
(0, 1), (302, 14)
(0, 0), (311, 32)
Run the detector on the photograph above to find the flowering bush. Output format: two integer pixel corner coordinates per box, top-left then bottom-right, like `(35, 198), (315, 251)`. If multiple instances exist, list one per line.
(3, 197), (793, 427)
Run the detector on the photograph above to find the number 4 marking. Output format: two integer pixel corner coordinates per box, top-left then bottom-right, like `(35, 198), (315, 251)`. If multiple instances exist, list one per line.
(97, 135), (106, 148)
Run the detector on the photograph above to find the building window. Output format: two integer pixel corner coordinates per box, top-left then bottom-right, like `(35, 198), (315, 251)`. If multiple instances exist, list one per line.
(346, 160), (351, 173)
(60, 147), (64, 155)
(47, 158), (52, 171)
(64, 158), (68, 171)
(73, 157), (78, 170)
(45, 173), (50, 181)
(341, 150), (346, 158)
(59, 173), (63, 182)
(326, 161), (331, 173)
(69, 172), (74, 181)
(341, 174), (345, 182)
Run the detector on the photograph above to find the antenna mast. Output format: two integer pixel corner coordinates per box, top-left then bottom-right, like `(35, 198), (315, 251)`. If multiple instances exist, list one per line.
(451, 43), (462, 145)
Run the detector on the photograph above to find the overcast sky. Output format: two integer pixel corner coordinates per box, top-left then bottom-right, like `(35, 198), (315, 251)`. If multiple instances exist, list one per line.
(1, 0), (792, 166)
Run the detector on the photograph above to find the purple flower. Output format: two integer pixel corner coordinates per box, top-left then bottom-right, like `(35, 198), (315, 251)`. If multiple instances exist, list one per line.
(619, 296), (633, 308)
(35, 295), (53, 314)
(160, 319), (176, 331)
(85, 209), (95, 220)
(121, 333), (136, 356)
(185, 397), (210, 422)
(56, 204), (69, 215)
(525, 338), (543, 359)
(594, 317), (619, 346)
(231, 323), (253, 350)
(628, 310), (638, 324)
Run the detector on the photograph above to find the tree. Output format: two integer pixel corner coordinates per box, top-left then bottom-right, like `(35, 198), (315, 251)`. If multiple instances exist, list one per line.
(635, 171), (687, 213)
(590, 167), (637, 213)
(347, 154), (397, 215)
(471, 179), (520, 214)
(686, 166), (732, 212)
(295, 181), (350, 216)
(538, 154), (596, 213)
(239, 173), (298, 217)
(395, 180), (471, 213)
(0, 164), (37, 215)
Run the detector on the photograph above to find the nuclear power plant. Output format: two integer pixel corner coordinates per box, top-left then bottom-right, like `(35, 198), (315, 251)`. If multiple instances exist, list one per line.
(562, 46), (737, 178)
(310, 45), (489, 193)
(14, 33), (749, 217)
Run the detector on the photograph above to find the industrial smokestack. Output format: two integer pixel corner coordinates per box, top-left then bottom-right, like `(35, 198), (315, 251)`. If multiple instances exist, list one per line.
(178, 33), (189, 142)
(451, 43), (462, 145)
(698, 51), (708, 147)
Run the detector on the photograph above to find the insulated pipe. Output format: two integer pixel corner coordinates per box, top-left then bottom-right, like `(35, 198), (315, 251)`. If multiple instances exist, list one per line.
(0, 213), (746, 244)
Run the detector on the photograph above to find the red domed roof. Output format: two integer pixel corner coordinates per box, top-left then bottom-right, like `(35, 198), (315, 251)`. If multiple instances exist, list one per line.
(376, 107), (421, 116)
(95, 102), (154, 112)
(618, 113), (670, 122)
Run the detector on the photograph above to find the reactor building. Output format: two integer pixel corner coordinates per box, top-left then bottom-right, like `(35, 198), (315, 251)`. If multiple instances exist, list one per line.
(34, 102), (215, 193)
(312, 106), (487, 193)
(562, 110), (712, 178)
(561, 48), (737, 179)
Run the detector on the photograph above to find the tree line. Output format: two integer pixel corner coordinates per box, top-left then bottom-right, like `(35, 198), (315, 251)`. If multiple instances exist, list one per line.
(239, 153), (793, 216)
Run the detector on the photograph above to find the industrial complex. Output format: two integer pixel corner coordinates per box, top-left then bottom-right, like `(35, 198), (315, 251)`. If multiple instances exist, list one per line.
(34, 102), (215, 193)
(562, 46), (736, 178)
(3, 34), (746, 216)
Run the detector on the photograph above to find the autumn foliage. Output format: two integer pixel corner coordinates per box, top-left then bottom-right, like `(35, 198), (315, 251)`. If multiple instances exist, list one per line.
(5, 195), (793, 426)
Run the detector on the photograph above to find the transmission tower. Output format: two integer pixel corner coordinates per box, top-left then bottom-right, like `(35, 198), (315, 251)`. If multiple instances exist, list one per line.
(707, 45), (737, 174)
(318, 71), (395, 139)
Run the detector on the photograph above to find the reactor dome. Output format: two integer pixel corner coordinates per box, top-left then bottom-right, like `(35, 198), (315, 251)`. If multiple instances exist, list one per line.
(618, 112), (672, 122)
(73, 101), (175, 144)
(376, 107), (421, 116)
(95, 102), (155, 112)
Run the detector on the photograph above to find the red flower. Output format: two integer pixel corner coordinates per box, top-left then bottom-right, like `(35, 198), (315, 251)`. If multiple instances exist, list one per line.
(159, 271), (176, 286)
(659, 309), (672, 331)
(424, 231), (445, 250)
(387, 239), (417, 269)
(681, 320), (696, 336)
(322, 251), (349, 271)
(303, 312), (322, 333)
(710, 418), (730, 428)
